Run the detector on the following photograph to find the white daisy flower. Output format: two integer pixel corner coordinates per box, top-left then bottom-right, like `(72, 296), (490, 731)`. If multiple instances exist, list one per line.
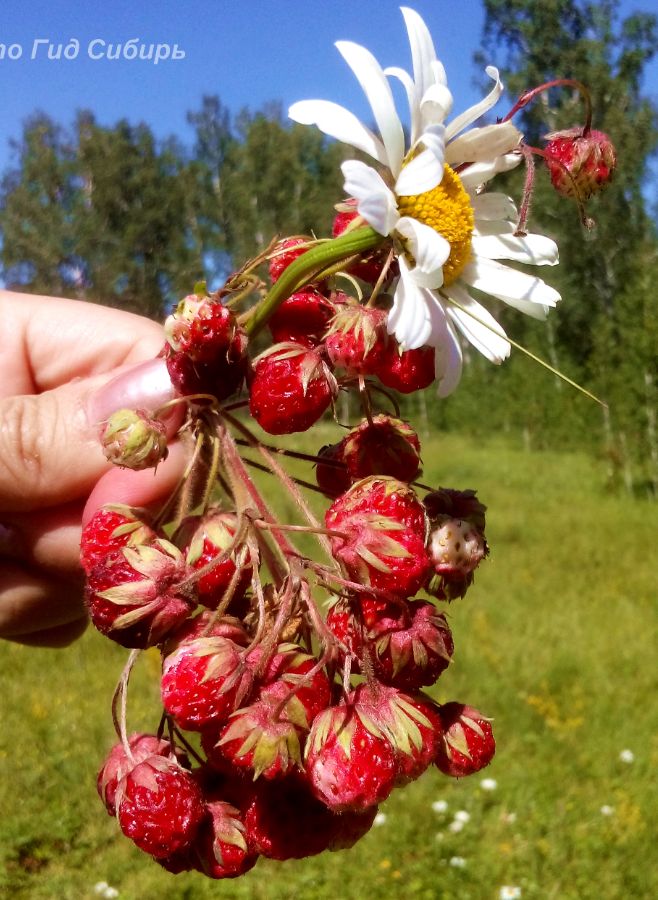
(373, 812), (388, 826)
(454, 809), (471, 823)
(480, 777), (498, 791)
(500, 886), (522, 899)
(448, 819), (465, 833)
(600, 804), (614, 816)
(289, 7), (560, 395)
(449, 855), (467, 868)
(432, 799), (449, 813)
(619, 749), (635, 764)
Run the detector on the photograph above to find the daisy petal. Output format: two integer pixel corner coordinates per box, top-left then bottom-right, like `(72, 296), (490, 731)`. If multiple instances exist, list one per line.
(397, 216), (449, 288)
(289, 100), (387, 163)
(444, 283), (511, 363)
(446, 122), (521, 165)
(434, 317), (463, 397)
(341, 160), (399, 235)
(473, 220), (517, 237)
(336, 41), (405, 176)
(471, 193), (517, 221)
(388, 263), (434, 349)
(385, 65), (421, 144)
(472, 233), (559, 266)
(400, 7), (439, 103)
(461, 256), (561, 312)
(459, 153), (522, 190)
(395, 147), (444, 195)
(445, 65), (504, 140)
(420, 82), (454, 129)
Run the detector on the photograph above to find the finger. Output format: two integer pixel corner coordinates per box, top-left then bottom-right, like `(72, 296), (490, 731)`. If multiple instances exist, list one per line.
(0, 358), (182, 514)
(0, 290), (167, 395)
(9, 617), (89, 648)
(0, 561), (85, 638)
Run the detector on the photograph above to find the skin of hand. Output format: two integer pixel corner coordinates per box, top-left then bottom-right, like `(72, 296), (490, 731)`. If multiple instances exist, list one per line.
(0, 290), (187, 647)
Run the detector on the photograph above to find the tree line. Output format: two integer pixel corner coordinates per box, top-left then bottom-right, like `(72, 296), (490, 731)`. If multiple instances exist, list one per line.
(0, 0), (656, 495)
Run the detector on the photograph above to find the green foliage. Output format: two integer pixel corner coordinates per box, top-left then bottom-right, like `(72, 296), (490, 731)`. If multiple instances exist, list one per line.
(1, 432), (657, 898)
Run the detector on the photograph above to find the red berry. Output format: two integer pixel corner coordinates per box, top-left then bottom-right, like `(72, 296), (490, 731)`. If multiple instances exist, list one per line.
(435, 702), (495, 778)
(325, 306), (389, 376)
(161, 633), (255, 732)
(268, 237), (310, 283)
(192, 797), (258, 878)
(249, 343), (336, 434)
(325, 476), (431, 598)
(97, 733), (175, 816)
(377, 342), (436, 394)
(268, 290), (336, 345)
(332, 201), (396, 284)
(315, 442), (351, 498)
(80, 504), (155, 575)
(544, 127), (616, 200)
(305, 687), (398, 812)
(116, 757), (205, 859)
(175, 510), (252, 610)
(340, 414), (421, 483)
(84, 540), (193, 648)
(390, 692), (443, 785)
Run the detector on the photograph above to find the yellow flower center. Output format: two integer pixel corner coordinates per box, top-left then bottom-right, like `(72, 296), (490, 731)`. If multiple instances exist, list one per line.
(397, 164), (474, 286)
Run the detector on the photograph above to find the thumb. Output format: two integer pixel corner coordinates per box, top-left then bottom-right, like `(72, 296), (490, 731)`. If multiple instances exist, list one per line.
(0, 358), (181, 514)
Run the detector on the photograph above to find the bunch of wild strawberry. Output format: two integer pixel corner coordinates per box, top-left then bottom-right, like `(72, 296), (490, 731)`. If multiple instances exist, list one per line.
(82, 210), (495, 879)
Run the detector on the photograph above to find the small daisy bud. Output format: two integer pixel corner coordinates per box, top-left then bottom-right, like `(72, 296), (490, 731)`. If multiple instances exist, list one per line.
(100, 408), (168, 470)
(544, 127), (616, 200)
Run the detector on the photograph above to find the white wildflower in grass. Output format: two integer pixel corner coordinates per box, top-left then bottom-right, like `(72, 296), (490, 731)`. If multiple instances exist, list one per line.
(93, 885), (119, 900)
(502, 811), (517, 824)
(448, 819), (465, 833)
(373, 812), (388, 826)
(454, 809), (471, 823)
(480, 777), (498, 791)
(619, 749), (635, 764)
(289, 7), (560, 395)
(432, 799), (449, 813)
(600, 805), (615, 816)
(94, 885), (109, 896)
(499, 887), (522, 899)
(449, 856), (467, 868)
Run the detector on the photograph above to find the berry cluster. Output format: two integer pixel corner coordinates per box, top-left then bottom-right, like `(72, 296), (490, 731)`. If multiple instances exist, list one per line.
(85, 213), (496, 879)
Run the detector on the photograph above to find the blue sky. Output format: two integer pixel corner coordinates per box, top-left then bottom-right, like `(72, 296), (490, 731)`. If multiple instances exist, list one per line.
(0, 0), (656, 178)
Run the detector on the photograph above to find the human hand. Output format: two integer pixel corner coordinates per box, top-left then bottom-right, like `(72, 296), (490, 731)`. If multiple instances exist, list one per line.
(0, 291), (186, 647)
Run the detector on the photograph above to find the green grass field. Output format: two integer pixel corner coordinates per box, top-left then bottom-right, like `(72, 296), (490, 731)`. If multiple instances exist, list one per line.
(1, 431), (656, 900)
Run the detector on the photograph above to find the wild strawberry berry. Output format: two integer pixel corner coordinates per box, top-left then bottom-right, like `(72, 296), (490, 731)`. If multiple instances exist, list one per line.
(326, 477), (431, 598)
(84, 540), (194, 648)
(192, 797), (258, 879)
(340, 414), (421, 483)
(164, 295), (249, 401)
(305, 687), (398, 812)
(268, 290), (336, 345)
(97, 733), (175, 816)
(364, 600), (454, 690)
(544, 127), (616, 200)
(161, 632), (255, 732)
(115, 756), (205, 859)
(268, 237), (310, 283)
(325, 306), (389, 376)
(332, 200), (395, 284)
(100, 408), (168, 471)
(424, 488), (488, 601)
(175, 510), (252, 611)
(164, 608), (250, 648)
(315, 442), (351, 498)
(80, 504), (155, 575)
(377, 342), (436, 394)
(435, 702), (495, 778)
(239, 775), (376, 860)
(249, 343), (336, 434)
(391, 692), (444, 786)
(424, 488), (487, 533)
(325, 593), (394, 663)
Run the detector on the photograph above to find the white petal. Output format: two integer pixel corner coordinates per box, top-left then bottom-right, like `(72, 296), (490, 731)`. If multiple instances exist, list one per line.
(444, 283), (511, 363)
(434, 317), (463, 396)
(461, 256), (561, 313)
(458, 153), (522, 190)
(388, 262), (434, 349)
(420, 82), (454, 130)
(445, 65), (504, 140)
(336, 41), (405, 176)
(341, 160), (399, 235)
(385, 65), (421, 144)
(289, 100), (386, 164)
(445, 122), (521, 166)
(472, 233), (559, 266)
(400, 7), (439, 102)
(473, 219), (517, 236)
(395, 148), (444, 195)
(471, 192), (517, 221)
(396, 216), (449, 288)
(416, 123), (446, 162)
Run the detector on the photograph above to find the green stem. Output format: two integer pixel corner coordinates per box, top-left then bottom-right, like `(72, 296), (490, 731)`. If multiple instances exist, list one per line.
(243, 226), (384, 338)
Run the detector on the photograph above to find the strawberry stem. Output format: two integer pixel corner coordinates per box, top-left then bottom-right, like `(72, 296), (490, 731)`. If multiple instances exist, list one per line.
(502, 78), (593, 135)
